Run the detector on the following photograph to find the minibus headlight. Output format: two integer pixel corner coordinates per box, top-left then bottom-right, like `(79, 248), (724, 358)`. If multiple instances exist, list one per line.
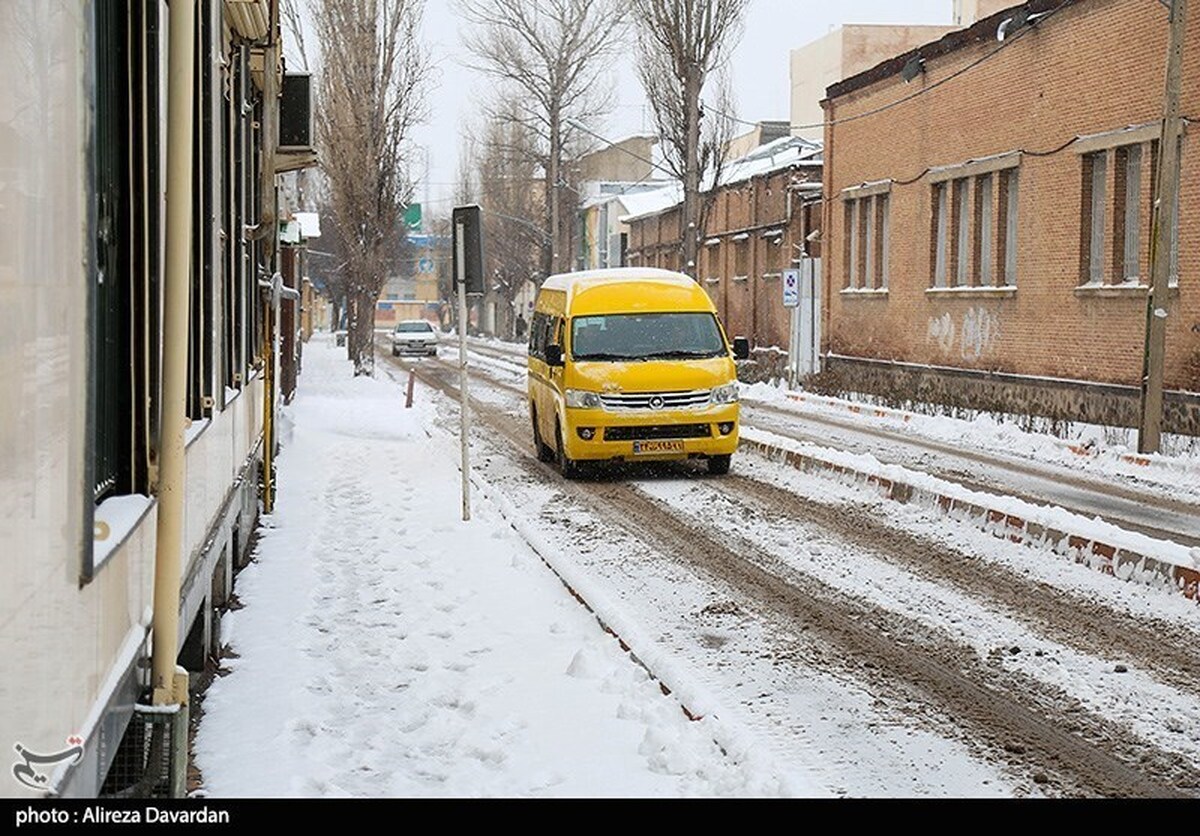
(565, 389), (602, 409)
(710, 382), (740, 405)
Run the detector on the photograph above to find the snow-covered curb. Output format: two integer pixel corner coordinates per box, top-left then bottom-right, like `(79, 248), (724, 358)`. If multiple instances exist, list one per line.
(741, 385), (1200, 483)
(739, 427), (1200, 604)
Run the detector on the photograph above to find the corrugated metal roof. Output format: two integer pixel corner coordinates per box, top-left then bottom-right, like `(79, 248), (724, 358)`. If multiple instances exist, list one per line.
(225, 0), (270, 40)
(618, 136), (824, 223)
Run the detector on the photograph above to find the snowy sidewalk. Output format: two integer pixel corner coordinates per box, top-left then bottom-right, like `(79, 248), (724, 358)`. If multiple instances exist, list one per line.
(192, 337), (788, 798)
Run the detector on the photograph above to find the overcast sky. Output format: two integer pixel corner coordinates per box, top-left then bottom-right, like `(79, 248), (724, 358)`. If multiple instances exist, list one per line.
(395, 1), (955, 214)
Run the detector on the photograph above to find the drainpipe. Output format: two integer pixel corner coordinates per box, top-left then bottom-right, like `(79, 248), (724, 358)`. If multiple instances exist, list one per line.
(151, 0), (196, 708)
(259, 272), (300, 513)
(256, 34), (280, 511)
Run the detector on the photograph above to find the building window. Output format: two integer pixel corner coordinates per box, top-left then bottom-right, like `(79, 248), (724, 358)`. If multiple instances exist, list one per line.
(763, 233), (784, 276)
(975, 174), (993, 287)
(877, 194), (890, 289)
(844, 200), (858, 288)
(1083, 151), (1108, 284)
(1151, 138), (1182, 286)
(1118, 144), (1142, 282)
(844, 193), (889, 289)
(734, 235), (749, 278)
(932, 183), (948, 287)
(189, 0), (215, 420)
(703, 240), (720, 285)
(953, 179), (969, 287)
(932, 166), (1018, 290)
(92, 0), (160, 502)
(1001, 169), (1019, 286)
(1080, 142), (1175, 288)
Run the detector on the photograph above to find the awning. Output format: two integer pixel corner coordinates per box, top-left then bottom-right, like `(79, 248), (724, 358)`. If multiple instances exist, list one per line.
(276, 149), (319, 173)
(225, 0), (270, 40)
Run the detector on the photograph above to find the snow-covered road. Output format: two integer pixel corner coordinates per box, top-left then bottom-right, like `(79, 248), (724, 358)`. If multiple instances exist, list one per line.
(193, 335), (1200, 798)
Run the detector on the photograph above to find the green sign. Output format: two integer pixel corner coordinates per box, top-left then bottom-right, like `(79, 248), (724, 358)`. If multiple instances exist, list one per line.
(403, 203), (422, 230)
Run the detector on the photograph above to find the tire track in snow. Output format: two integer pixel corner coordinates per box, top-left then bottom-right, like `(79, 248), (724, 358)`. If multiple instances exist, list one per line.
(383, 347), (1197, 797)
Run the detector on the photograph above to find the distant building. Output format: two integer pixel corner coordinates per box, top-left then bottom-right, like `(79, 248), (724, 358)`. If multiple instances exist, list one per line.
(572, 134), (659, 183)
(624, 137), (824, 351)
(377, 232), (447, 329)
(725, 121), (793, 162)
(790, 23), (959, 141)
(577, 181), (676, 271)
(953, 0), (1018, 25)
(821, 0), (1199, 434)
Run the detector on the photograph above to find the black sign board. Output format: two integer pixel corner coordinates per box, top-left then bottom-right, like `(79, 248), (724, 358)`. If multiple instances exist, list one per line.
(452, 205), (484, 295)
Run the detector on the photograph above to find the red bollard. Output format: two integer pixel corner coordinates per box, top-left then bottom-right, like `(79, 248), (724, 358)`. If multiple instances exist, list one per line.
(405, 369), (415, 409)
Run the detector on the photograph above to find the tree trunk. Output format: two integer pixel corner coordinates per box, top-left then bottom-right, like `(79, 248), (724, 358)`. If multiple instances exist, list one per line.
(347, 288), (376, 376)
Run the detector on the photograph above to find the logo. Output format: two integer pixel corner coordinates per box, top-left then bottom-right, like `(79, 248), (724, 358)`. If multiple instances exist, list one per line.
(11, 737), (84, 791)
(648, 396), (665, 410)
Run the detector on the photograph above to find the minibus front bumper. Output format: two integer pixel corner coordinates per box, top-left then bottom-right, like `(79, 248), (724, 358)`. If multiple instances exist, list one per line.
(561, 403), (740, 462)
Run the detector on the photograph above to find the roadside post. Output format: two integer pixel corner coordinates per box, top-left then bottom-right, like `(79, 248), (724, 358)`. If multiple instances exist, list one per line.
(782, 267), (800, 386)
(452, 205), (484, 521)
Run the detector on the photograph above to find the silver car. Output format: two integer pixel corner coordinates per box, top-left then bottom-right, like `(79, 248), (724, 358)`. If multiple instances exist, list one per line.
(391, 319), (438, 356)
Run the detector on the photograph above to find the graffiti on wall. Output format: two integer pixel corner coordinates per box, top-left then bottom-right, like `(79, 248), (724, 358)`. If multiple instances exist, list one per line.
(927, 307), (1000, 361)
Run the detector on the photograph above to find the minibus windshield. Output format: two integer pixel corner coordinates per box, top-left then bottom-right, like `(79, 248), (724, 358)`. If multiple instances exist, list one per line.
(571, 312), (726, 361)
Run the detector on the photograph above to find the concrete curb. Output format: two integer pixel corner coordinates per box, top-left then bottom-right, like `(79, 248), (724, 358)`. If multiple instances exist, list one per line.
(780, 391), (1197, 475)
(740, 437), (1200, 604)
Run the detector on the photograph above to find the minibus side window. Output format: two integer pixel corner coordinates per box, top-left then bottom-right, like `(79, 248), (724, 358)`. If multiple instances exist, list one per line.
(540, 315), (557, 356)
(529, 312), (546, 358)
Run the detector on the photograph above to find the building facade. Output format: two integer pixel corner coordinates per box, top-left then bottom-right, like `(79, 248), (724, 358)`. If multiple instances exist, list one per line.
(791, 23), (960, 142)
(625, 138), (824, 351)
(822, 0), (1199, 433)
(1, 0), (310, 796)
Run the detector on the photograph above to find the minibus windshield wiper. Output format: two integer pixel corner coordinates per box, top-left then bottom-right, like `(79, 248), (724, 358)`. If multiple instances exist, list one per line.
(639, 349), (723, 359)
(573, 352), (639, 362)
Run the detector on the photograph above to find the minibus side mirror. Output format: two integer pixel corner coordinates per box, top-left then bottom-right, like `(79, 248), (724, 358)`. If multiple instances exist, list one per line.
(732, 337), (750, 360)
(545, 344), (564, 367)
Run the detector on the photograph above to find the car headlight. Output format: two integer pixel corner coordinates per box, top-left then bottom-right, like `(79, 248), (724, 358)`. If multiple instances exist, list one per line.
(565, 389), (602, 409)
(710, 382), (740, 405)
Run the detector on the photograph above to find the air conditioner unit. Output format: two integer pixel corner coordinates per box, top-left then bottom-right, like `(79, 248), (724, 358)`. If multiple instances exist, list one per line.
(278, 73), (313, 150)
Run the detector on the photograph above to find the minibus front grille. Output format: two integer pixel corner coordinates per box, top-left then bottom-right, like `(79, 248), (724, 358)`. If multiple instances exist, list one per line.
(598, 389), (712, 411)
(603, 424), (713, 441)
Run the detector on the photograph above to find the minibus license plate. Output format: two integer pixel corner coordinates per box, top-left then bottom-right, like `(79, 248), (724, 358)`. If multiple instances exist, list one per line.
(632, 440), (684, 455)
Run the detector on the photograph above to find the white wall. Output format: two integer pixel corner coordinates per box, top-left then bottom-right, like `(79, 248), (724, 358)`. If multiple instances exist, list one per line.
(0, 3), (267, 796)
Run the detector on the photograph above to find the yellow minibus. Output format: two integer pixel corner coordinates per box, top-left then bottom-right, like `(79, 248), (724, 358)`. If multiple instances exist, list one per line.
(527, 268), (749, 478)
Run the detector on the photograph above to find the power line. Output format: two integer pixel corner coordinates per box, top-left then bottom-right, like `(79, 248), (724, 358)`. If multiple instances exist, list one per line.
(706, 2), (1071, 135)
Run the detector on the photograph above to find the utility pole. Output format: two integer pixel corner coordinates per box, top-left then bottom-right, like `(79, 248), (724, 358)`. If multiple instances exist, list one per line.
(683, 62), (701, 278)
(1138, 0), (1187, 454)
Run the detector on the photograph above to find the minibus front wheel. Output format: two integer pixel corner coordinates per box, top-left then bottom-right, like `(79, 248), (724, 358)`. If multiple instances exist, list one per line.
(556, 421), (584, 480)
(531, 407), (555, 463)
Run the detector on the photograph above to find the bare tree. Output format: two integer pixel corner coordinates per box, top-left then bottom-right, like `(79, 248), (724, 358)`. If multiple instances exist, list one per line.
(477, 104), (544, 337)
(315, 0), (428, 375)
(457, 0), (625, 277)
(632, 0), (746, 276)
(281, 0), (312, 71)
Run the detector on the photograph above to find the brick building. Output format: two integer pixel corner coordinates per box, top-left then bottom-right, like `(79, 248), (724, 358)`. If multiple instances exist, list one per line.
(625, 137), (823, 350)
(822, 0), (1199, 433)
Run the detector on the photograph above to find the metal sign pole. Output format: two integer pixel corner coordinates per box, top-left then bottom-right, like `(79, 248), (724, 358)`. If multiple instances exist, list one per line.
(783, 267), (800, 385)
(456, 220), (472, 521)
